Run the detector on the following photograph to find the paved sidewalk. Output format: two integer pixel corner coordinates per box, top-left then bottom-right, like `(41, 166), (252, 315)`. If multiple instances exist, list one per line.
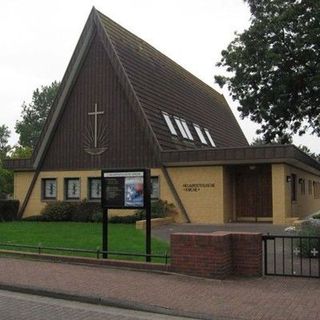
(0, 256), (319, 320)
(153, 223), (288, 242)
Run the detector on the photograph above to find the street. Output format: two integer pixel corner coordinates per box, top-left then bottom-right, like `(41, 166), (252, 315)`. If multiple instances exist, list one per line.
(0, 289), (193, 320)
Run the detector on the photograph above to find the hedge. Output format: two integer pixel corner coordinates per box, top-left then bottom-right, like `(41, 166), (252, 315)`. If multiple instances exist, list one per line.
(0, 200), (19, 221)
(23, 199), (174, 223)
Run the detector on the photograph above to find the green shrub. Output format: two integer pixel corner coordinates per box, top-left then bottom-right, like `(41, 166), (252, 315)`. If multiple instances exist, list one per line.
(109, 200), (175, 224)
(72, 199), (101, 222)
(41, 201), (77, 221)
(0, 200), (19, 221)
(296, 221), (320, 257)
(39, 200), (102, 222)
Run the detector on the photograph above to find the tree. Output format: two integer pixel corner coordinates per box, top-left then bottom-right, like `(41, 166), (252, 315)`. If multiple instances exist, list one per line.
(10, 145), (33, 159)
(15, 81), (60, 149)
(251, 136), (292, 146)
(0, 125), (12, 197)
(0, 124), (11, 160)
(215, 0), (320, 143)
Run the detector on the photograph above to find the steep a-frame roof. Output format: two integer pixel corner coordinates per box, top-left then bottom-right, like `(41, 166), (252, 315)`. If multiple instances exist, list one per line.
(7, 7), (248, 173)
(95, 10), (248, 150)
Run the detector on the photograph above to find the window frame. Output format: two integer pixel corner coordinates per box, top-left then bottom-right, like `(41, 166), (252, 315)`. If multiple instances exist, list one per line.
(42, 178), (57, 201)
(64, 177), (81, 201)
(174, 117), (188, 139)
(291, 174), (297, 202)
(162, 112), (177, 136)
(151, 176), (160, 200)
(88, 177), (102, 201)
(193, 124), (208, 145)
(204, 128), (216, 147)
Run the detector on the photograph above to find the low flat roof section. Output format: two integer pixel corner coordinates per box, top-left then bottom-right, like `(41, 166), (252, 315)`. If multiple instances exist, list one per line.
(161, 145), (320, 175)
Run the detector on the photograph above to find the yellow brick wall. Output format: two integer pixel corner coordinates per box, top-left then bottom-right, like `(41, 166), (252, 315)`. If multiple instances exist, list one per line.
(14, 171), (35, 207)
(166, 166), (225, 223)
(15, 170), (136, 218)
(272, 164), (320, 224)
(14, 167), (225, 223)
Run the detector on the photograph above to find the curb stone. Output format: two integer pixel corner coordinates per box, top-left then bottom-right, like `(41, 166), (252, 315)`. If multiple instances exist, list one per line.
(0, 282), (237, 320)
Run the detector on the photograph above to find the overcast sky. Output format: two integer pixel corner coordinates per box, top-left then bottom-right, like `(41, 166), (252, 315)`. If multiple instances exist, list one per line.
(1, 0), (319, 152)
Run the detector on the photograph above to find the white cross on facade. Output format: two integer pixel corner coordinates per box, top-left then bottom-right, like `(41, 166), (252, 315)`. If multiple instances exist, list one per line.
(311, 248), (319, 257)
(293, 247), (300, 256)
(88, 103), (104, 148)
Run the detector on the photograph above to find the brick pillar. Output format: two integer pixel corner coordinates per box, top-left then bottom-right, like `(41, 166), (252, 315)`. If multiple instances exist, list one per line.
(170, 232), (232, 279)
(231, 232), (262, 277)
(170, 232), (262, 279)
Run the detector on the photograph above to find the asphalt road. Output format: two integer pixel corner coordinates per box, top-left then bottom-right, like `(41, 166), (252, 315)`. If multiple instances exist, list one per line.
(0, 289), (194, 320)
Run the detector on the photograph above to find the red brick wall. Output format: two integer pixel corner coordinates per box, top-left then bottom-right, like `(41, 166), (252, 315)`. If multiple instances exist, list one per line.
(170, 232), (262, 279)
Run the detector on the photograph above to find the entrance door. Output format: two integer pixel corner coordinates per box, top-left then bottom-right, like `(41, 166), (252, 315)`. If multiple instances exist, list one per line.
(235, 164), (272, 221)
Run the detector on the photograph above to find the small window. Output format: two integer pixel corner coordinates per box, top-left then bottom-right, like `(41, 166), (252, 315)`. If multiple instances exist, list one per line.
(174, 117), (188, 139)
(204, 128), (216, 147)
(88, 178), (101, 200)
(65, 178), (80, 200)
(193, 124), (207, 145)
(181, 119), (193, 140)
(151, 177), (160, 200)
(291, 174), (296, 201)
(162, 112), (177, 136)
(308, 180), (313, 195)
(299, 178), (305, 195)
(42, 178), (57, 200)
(314, 181), (320, 199)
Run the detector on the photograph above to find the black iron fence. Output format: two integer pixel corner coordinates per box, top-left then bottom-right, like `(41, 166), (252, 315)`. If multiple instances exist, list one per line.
(0, 242), (170, 264)
(263, 234), (320, 278)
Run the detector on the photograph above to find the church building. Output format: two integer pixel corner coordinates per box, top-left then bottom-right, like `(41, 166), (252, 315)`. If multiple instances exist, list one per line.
(5, 8), (320, 224)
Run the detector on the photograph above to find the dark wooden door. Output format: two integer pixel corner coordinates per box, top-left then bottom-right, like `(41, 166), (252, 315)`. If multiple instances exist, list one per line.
(235, 165), (272, 220)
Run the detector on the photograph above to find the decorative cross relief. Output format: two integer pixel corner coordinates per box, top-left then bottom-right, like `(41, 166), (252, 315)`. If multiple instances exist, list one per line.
(311, 248), (319, 257)
(293, 247), (300, 256)
(84, 103), (108, 155)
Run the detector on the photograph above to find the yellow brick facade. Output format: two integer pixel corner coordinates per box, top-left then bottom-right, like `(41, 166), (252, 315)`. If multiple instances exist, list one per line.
(13, 164), (320, 224)
(272, 164), (320, 224)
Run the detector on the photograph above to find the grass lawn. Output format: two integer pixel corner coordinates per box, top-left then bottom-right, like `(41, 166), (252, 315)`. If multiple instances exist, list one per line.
(0, 222), (169, 262)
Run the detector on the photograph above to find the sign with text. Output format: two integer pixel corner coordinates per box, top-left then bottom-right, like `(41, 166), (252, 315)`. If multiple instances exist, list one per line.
(101, 170), (149, 209)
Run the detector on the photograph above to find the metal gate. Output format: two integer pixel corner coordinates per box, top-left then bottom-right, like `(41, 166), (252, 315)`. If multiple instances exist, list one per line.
(263, 234), (320, 278)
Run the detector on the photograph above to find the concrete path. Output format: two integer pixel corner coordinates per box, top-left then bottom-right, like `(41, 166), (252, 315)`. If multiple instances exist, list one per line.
(152, 223), (288, 242)
(0, 256), (319, 320)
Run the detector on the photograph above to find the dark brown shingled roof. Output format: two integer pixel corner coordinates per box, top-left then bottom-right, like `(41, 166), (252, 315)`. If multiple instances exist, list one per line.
(6, 7), (249, 172)
(96, 10), (248, 150)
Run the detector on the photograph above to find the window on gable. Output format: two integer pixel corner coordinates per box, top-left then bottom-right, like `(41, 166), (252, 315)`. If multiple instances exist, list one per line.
(181, 119), (193, 140)
(204, 128), (216, 147)
(174, 117), (188, 139)
(193, 124), (207, 145)
(162, 112), (177, 136)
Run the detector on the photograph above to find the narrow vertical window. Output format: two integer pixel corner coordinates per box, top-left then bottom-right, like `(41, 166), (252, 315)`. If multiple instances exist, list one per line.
(204, 128), (216, 147)
(151, 177), (160, 200)
(88, 178), (101, 200)
(291, 174), (296, 201)
(180, 119), (193, 140)
(193, 124), (207, 144)
(174, 117), (188, 139)
(65, 178), (80, 200)
(42, 178), (57, 200)
(300, 178), (305, 195)
(308, 180), (312, 195)
(162, 112), (177, 135)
